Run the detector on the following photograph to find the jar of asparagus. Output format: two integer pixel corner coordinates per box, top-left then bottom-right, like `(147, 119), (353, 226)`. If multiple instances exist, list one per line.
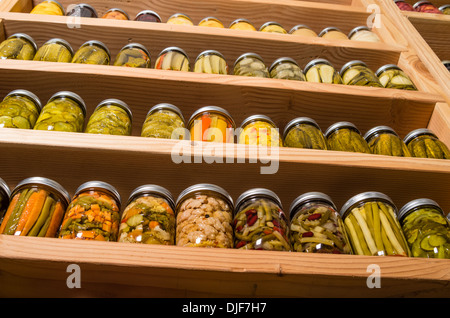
(85, 98), (132, 136)
(0, 89), (42, 129)
(187, 106), (235, 143)
(283, 117), (328, 150)
(0, 33), (37, 60)
(324, 121), (371, 154)
(403, 128), (450, 159)
(0, 178), (11, 226)
(364, 125), (411, 157)
(141, 103), (186, 139)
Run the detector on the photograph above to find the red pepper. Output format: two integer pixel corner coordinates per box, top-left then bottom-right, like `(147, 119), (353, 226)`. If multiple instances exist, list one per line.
(236, 225), (243, 232)
(307, 213), (321, 221)
(245, 209), (257, 216)
(247, 214), (258, 226)
(302, 231), (314, 237)
(235, 240), (247, 248)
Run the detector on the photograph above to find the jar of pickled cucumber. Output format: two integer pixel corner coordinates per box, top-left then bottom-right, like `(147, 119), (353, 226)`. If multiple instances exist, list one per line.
(34, 91), (86, 132)
(269, 57), (306, 81)
(155, 47), (190, 71)
(134, 10), (162, 23)
(324, 121), (371, 153)
(283, 117), (328, 150)
(259, 21), (287, 34)
(394, 0), (415, 11)
(0, 89), (42, 129)
(66, 3), (98, 18)
(318, 27), (348, 40)
(30, 0), (65, 15)
(233, 53), (269, 78)
(71, 40), (110, 65)
(413, 0), (442, 13)
(0, 177), (70, 238)
(101, 8), (129, 20)
(59, 181), (121, 241)
(340, 192), (410, 256)
(118, 184), (176, 245)
(167, 13), (194, 25)
(304, 58), (343, 84)
(0, 177), (11, 226)
(238, 114), (282, 147)
(403, 128), (450, 159)
(364, 125), (411, 157)
(439, 4), (450, 14)
(0, 33), (37, 60)
(289, 24), (318, 37)
(176, 183), (234, 248)
(398, 199), (449, 259)
(375, 64), (417, 90)
(33, 38), (74, 63)
(340, 60), (383, 87)
(229, 18), (257, 31)
(289, 192), (352, 254)
(234, 188), (291, 251)
(113, 43), (151, 68)
(194, 50), (228, 74)
(348, 26), (381, 43)
(85, 98), (132, 136)
(198, 17), (224, 28)
(141, 103), (186, 139)
(187, 106), (235, 143)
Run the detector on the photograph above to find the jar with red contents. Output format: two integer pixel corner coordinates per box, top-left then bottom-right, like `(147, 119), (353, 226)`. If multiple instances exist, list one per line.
(413, 1), (442, 13)
(394, 0), (415, 11)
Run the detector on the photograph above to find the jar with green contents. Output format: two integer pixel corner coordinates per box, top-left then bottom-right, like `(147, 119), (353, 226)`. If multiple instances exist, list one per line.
(30, 0), (65, 15)
(324, 121), (371, 153)
(229, 18), (257, 31)
(289, 24), (318, 37)
(0, 178), (11, 226)
(71, 40), (110, 65)
(259, 21), (287, 34)
(283, 117), (328, 150)
(398, 199), (449, 259)
(340, 192), (410, 256)
(269, 57), (306, 81)
(403, 128), (450, 159)
(304, 58), (343, 84)
(375, 64), (417, 90)
(233, 53), (269, 78)
(113, 43), (151, 68)
(0, 33), (37, 60)
(194, 50), (228, 74)
(141, 103), (186, 139)
(364, 125), (411, 157)
(167, 13), (194, 26)
(238, 114), (282, 147)
(34, 91), (86, 132)
(33, 38), (74, 63)
(439, 4), (450, 14)
(348, 26), (380, 43)
(0, 89), (42, 129)
(85, 98), (132, 136)
(340, 60), (383, 87)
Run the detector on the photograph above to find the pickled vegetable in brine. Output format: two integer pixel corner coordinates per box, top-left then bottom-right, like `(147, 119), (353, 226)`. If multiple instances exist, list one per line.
(229, 19), (256, 31)
(283, 117), (328, 150)
(340, 60), (383, 87)
(304, 59), (343, 84)
(233, 53), (269, 78)
(259, 22), (287, 34)
(364, 126), (411, 157)
(404, 128), (450, 159)
(238, 115), (282, 147)
(0, 89), (41, 129)
(269, 57), (306, 81)
(194, 50), (228, 75)
(85, 99), (132, 136)
(155, 47), (190, 71)
(141, 103), (186, 139)
(325, 122), (371, 154)
(188, 106), (235, 143)
(289, 25), (318, 37)
(0, 178), (11, 226)
(102, 8), (129, 20)
(167, 13), (194, 25)
(198, 17), (224, 28)
(72, 40), (110, 65)
(0, 33), (37, 60)
(30, 0), (64, 15)
(113, 43), (151, 68)
(33, 38), (73, 63)
(376, 64), (417, 90)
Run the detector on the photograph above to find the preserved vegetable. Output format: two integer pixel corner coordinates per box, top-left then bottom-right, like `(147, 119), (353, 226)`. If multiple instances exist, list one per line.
(0, 178), (11, 226)
(0, 33), (37, 60)
(238, 114), (282, 147)
(187, 106), (235, 143)
(0, 89), (42, 129)
(348, 26), (380, 43)
(85, 98), (132, 136)
(167, 13), (194, 25)
(304, 59), (343, 84)
(229, 19), (256, 31)
(283, 117), (328, 150)
(233, 53), (269, 78)
(289, 24), (318, 37)
(375, 64), (417, 90)
(141, 103), (186, 139)
(66, 3), (98, 18)
(30, 0), (64, 15)
(404, 128), (450, 159)
(413, 0), (442, 13)
(155, 47), (190, 71)
(325, 121), (371, 153)
(364, 125), (411, 157)
(198, 17), (224, 28)
(113, 43), (151, 68)
(101, 8), (129, 20)
(340, 60), (383, 87)
(33, 38), (73, 63)
(72, 40), (110, 65)
(394, 0), (415, 11)
(439, 5), (450, 14)
(194, 50), (228, 74)
(318, 27), (348, 40)
(134, 10), (162, 23)
(259, 21), (287, 34)
(269, 57), (305, 81)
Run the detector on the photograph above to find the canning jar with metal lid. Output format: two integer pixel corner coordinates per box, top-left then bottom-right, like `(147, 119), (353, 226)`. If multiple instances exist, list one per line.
(318, 27), (348, 40)
(167, 13), (194, 25)
(398, 198), (449, 259)
(233, 52), (269, 78)
(0, 177), (11, 226)
(234, 188), (291, 251)
(0, 89), (42, 129)
(289, 24), (318, 37)
(102, 8), (129, 20)
(413, 0), (442, 13)
(439, 4), (450, 14)
(0, 33), (37, 60)
(134, 10), (162, 23)
(394, 0), (415, 11)
(375, 64), (417, 90)
(340, 191), (410, 256)
(443, 60), (450, 72)
(259, 21), (287, 34)
(303, 58), (343, 84)
(113, 43), (151, 68)
(66, 3), (98, 18)
(30, 0), (65, 15)
(283, 117), (328, 150)
(229, 18), (256, 31)
(118, 184), (176, 245)
(141, 103), (186, 139)
(348, 26), (380, 43)
(187, 106), (235, 143)
(403, 128), (450, 159)
(0, 177), (70, 237)
(71, 40), (110, 65)
(85, 98), (132, 136)
(194, 50), (228, 74)
(155, 46), (190, 71)
(33, 38), (74, 63)
(364, 125), (411, 157)
(198, 16), (224, 28)
(59, 181), (121, 241)
(34, 91), (86, 132)
(238, 114), (282, 147)
(269, 57), (306, 81)
(325, 121), (371, 153)
(176, 183), (234, 248)
(340, 60), (383, 87)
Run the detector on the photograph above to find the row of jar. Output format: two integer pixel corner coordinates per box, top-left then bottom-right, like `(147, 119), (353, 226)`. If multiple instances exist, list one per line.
(0, 177), (448, 259)
(395, 0), (450, 14)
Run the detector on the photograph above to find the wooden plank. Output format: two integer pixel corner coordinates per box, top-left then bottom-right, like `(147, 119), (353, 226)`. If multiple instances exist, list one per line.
(428, 102), (450, 146)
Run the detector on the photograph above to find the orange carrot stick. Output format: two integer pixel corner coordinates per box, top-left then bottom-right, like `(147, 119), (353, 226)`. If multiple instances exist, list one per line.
(20, 189), (48, 236)
(45, 202), (65, 238)
(0, 193), (20, 234)
(14, 191), (40, 235)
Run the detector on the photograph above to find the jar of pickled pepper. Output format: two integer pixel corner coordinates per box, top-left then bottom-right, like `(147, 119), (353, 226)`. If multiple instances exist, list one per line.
(72, 40), (110, 65)
(348, 26), (381, 43)
(85, 98), (132, 136)
(176, 183), (234, 248)
(303, 58), (343, 84)
(33, 38), (74, 63)
(283, 117), (328, 150)
(0, 178), (11, 226)
(59, 181), (121, 241)
(340, 60), (383, 87)
(375, 64), (417, 90)
(269, 57), (306, 81)
(30, 0), (65, 15)
(0, 33), (37, 60)
(394, 0), (415, 11)
(141, 103), (186, 140)
(155, 47), (190, 71)
(119, 184), (176, 245)
(167, 13), (194, 26)
(238, 114), (282, 147)
(324, 121), (371, 153)
(439, 4), (450, 14)
(364, 125), (411, 157)
(289, 192), (352, 254)
(194, 50), (228, 74)
(198, 17), (225, 28)
(134, 10), (162, 23)
(188, 106), (235, 143)
(0, 177), (70, 238)
(413, 0), (442, 13)
(234, 188), (291, 251)
(340, 192), (410, 256)
(0, 89), (42, 129)
(403, 128), (450, 159)
(318, 27), (348, 40)
(113, 43), (151, 68)
(233, 53), (270, 78)
(289, 24), (318, 37)
(34, 91), (86, 132)
(66, 3), (98, 18)
(102, 8), (130, 20)
(229, 18), (257, 31)
(259, 21), (287, 34)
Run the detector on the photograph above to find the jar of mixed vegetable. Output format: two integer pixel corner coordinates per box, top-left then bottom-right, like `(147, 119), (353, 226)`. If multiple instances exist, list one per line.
(340, 60), (383, 87)
(141, 103), (186, 139)
(113, 43), (151, 68)
(187, 106), (235, 143)
(233, 53), (270, 78)
(33, 38), (74, 63)
(0, 178), (11, 227)
(30, 0), (65, 15)
(364, 125), (411, 157)
(269, 57), (306, 81)
(71, 40), (110, 65)
(325, 121), (371, 154)
(155, 47), (190, 72)
(303, 58), (343, 84)
(403, 128), (450, 159)
(101, 8), (129, 20)
(85, 98), (132, 136)
(0, 33), (37, 60)
(238, 114), (282, 147)
(167, 13), (194, 25)
(0, 89), (42, 129)
(282, 117), (328, 150)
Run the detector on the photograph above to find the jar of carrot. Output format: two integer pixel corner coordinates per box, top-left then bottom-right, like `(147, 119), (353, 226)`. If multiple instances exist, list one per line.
(187, 106), (236, 143)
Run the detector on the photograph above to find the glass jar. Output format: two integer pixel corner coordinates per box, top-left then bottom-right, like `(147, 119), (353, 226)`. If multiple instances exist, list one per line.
(325, 121), (371, 153)
(229, 18), (256, 31)
(394, 0), (415, 11)
(113, 43), (151, 68)
(348, 26), (381, 43)
(34, 91), (86, 132)
(233, 188), (291, 251)
(175, 183), (234, 248)
(413, 0), (442, 13)
(71, 40), (110, 65)
(443, 60), (450, 72)
(0, 33), (37, 60)
(304, 58), (343, 84)
(141, 103), (186, 139)
(238, 114), (282, 147)
(66, 3), (98, 18)
(403, 128), (450, 159)
(59, 181), (121, 241)
(375, 64), (417, 90)
(0, 178), (11, 227)
(318, 27), (348, 40)
(30, 0), (65, 15)
(0, 177), (70, 237)
(0, 89), (42, 129)
(187, 106), (235, 143)
(33, 38), (74, 63)
(85, 98), (132, 136)
(194, 50), (228, 74)
(118, 184), (176, 245)
(283, 117), (328, 150)
(167, 13), (194, 26)
(398, 199), (449, 259)
(439, 4), (450, 14)
(340, 60), (383, 87)
(269, 57), (306, 81)
(259, 21), (287, 34)
(364, 125), (411, 157)
(134, 10), (162, 23)
(155, 47), (190, 71)
(101, 8), (129, 20)
(233, 53), (270, 78)
(198, 17), (224, 28)
(340, 192), (410, 256)
(289, 24), (318, 37)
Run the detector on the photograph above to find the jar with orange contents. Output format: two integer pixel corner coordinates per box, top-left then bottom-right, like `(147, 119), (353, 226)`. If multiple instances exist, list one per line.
(187, 106), (236, 143)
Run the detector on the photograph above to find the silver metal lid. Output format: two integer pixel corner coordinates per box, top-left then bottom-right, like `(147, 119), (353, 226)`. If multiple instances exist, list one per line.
(13, 176), (70, 205)
(194, 50), (226, 64)
(324, 121), (360, 138)
(146, 103), (185, 122)
(340, 60), (368, 76)
(282, 117), (321, 140)
(8, 33), (38, 52)
(47, 91), (87, 117)
(259, 21), (285, 31)
(234, 52), (265, 68)
(363, 125), (398, 142)
(239, 114), (277, 129)
(340, 191), (395, 218)
(413, 0), (433, 9)
(348, 26), (371, 39)
(74, 181), (121, 206)
(229, 18), (255, 28)
(135, 10), (162, 21)
(176, 183), (233, 208)
(439, 4), (450, 10)
(199, 16), (223, 24)
(5, 89), (42, 110)
(126, 184), (175, 208)
(168, 12), (193, 21)
(119, 42), (151, 59)
(289, 192), (336, 219)
(442, 60), (450, 66)
(104, 7), (130, 19)
(235, 188), (282, 213)
(158, 46), (189, 60)
(318, 26), (344, 37)
(187, 106), (235, 128)
(397, 198), (443, 221)
(43, 38), (74, 55)
(67, 3), (98, 17)
(0, 177), (11, 199)
(375, 64), (402, 77)
(95, 98), (132, 121)
(79, 40), (111, 58)
(289, 24), (314, 34)
(269, 57), (300, 73)
(303, 58), (334, 74)
(403, 128), (437, 144)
